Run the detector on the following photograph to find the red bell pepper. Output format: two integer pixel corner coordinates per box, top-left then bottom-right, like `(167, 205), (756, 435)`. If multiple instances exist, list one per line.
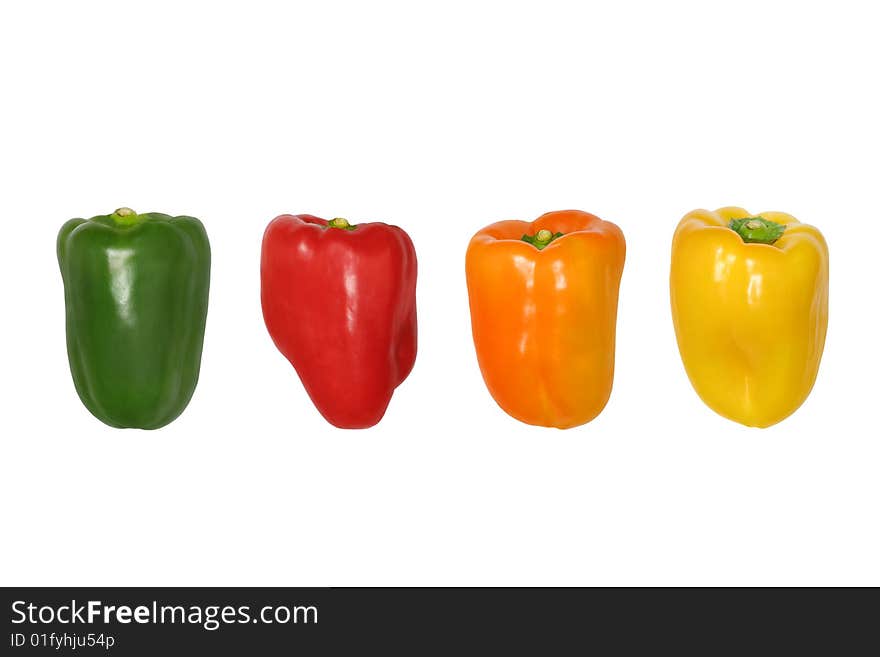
(261, 214), (418, 428)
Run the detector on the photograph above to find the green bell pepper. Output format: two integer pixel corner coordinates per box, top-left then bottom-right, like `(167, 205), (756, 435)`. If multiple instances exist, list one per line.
(57, 207), (211, 429)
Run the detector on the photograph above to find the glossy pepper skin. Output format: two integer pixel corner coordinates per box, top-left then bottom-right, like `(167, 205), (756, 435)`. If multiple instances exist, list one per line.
(670, 207), (829, 428)
(57, 208), (211, 429)
(261, 215), (417, 429)
(465, 210), (626, 429)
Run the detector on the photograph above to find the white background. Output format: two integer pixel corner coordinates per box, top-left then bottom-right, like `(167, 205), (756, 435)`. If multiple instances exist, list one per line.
(1, 0), (877, 586)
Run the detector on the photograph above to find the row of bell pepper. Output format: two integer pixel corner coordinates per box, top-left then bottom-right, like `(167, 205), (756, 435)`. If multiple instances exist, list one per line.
(57, 207), (829, 430)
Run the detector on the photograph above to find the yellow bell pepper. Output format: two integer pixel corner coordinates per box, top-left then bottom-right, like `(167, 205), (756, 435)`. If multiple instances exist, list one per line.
(670, 207), (829, 427)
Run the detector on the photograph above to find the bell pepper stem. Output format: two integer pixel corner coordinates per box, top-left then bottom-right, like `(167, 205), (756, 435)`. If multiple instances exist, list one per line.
(110, 207), (140, 227)
(522, 228), (563, 250)
(328, 217), (357, 231)
(728, 217), (786, 245)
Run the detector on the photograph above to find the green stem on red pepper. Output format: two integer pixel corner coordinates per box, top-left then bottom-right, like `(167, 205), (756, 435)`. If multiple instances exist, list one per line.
(328, 217), (357, 231)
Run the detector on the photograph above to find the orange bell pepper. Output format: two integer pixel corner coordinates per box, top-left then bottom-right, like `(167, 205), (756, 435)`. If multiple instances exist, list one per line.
(465, 210), (626, 428)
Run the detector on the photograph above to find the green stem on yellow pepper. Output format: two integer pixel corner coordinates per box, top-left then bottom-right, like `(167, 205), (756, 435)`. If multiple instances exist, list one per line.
(728, 217), (786, 245)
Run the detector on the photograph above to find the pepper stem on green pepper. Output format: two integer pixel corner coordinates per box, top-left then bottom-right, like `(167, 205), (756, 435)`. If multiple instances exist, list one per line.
(110, 207), (141, 227)
(728, 217), (786, 245)
(522, 228), (563, 250)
